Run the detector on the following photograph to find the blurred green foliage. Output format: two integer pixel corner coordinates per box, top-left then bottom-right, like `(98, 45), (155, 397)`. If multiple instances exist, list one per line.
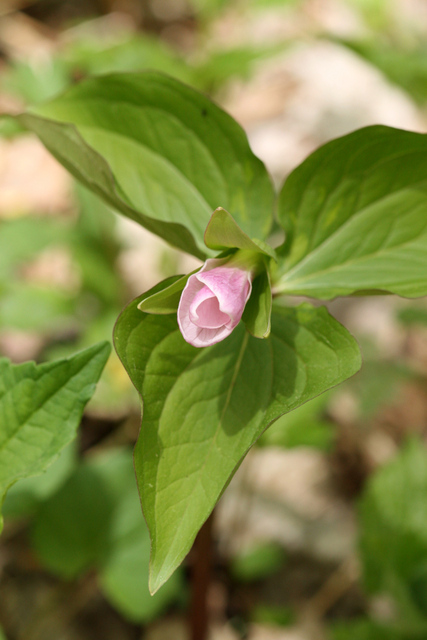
(335, 38), (427, 106)
(330, 619), (403, 640)
(359, 439), (427, 635)
(251, 603), (294, 627)
(231, 542), (287, 582)
(6, 447), (185, 623)
(258, 392), (335, 451)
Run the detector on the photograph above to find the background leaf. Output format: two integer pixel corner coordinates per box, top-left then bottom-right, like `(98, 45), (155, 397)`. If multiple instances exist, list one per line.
(114, 292), (361, 593)
(3, 443), (77, 519)
(31, 447), (184, 621)
(0, 341), (110, 532)
(276, 126), (427, 299)
(18, 72), (274, 257)
(257, 392), (335, 450)
(359, 439), (427, 633)
(330, 619), (404, 640)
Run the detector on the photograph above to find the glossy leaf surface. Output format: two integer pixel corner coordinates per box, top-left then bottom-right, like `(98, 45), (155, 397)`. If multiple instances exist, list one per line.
(20, 72), (274, 257)
(277, 126), (427, 299)
(114, 290), (361, 593)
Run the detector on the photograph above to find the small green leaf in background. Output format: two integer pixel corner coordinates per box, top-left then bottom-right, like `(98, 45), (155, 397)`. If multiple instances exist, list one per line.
(396, 304), (427, 328)
(17, 72), (274, 258)
(114, 288), (361, 593)
(192, 44), (286, 92)
(0, 284), (76, 333)
(3, 443), (77, 520)
(0, 57), (69, 106)
(0, 216), (68, 281)
(231, 542), (286, 582)
(251, 604), (294, 628)
(276, 126), (427, 299)
(32, 462), (114, 577)
(347, 357), (411, 419)
(335, 38), (427, 106)
(31, 448), (184, 622)
(258, 392), (335, 451)
(0, 341), (110, 533)
(330, 619), (403, 640)
(359, 439), (427, 633)
(63, 34), (192, 85)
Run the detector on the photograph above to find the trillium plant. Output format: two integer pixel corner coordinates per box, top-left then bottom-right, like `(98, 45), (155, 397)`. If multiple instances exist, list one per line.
(2, 72), (427, 594)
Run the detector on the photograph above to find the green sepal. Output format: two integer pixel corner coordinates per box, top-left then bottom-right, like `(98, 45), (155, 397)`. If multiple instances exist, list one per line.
(242, 267), (272, 338)
(137, 274), (194, 315)
(204, 207), (276, 260)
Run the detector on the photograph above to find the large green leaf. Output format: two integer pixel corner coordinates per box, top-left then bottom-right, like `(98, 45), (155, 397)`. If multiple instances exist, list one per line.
(0, 342), (110, 533)
(17, 72), (274, 257)
(114, 289), (361, 593)
(276, 126), (427, 299)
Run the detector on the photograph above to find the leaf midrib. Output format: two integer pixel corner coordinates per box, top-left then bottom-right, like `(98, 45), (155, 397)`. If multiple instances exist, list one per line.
(77, 124), (214, 236)
(280, 186), (427, 290)
(47, 96), (231, 205)
(151, 330), (251, 582)
(287, 143), (427, 265)
(0, 355), (97, 465)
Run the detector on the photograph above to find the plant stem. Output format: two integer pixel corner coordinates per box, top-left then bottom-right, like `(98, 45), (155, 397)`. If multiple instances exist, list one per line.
(189, 512), (214, 640)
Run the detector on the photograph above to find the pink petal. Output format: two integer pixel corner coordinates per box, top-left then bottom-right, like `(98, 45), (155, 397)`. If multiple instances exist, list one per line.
(197, 267), (251, 325)
(177, 258), (253, 348)
(192, 294), (230, 329)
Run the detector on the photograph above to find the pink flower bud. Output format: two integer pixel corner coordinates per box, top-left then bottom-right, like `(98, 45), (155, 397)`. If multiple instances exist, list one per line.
(177, 258), (253, 347)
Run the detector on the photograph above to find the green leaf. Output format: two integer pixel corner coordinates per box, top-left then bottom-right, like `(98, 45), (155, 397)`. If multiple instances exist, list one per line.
(335, 37), (427, 106)
(359, 439), (427, 632)
(251, 604), (294, 628)
(3, 443), (77, 519)
(276, 126), (427, 299)
(0, 284), (76, 332)
(330, 619), (404, 640)
(231, 542), (286, 582)
(192, 43), (287, 92)
(397, 305), (427, 328)
(19, 72), (274, 257)
(32, 462), (114, 577)
(0, 216), (67, 281)
(114, 291), (361, 593)
(32, 447), (183, 619)
(204, 207), (276, 259)
(63, 34), (193, 85)
(0, 342), (110, 533)
(97, 450), (184, 622)
(138, 274), (191, 315)
(242, 268), (272, 338)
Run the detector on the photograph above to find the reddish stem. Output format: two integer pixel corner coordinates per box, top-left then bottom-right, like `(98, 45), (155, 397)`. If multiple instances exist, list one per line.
(189, 512), (214, 640)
